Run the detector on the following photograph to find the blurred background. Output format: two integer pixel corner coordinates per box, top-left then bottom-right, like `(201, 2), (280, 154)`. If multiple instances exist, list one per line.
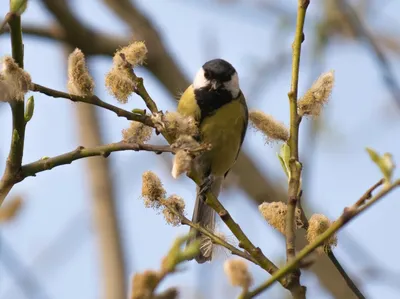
(1, 0), (400, 298)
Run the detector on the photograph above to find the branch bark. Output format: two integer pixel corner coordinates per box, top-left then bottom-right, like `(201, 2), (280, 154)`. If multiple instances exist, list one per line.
(0, 14), (27, 205)
(284, 0), (309, 297)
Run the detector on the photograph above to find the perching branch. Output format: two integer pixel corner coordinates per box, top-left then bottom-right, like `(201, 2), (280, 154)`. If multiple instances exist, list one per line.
(285, 0), (309, 296)
(244, 179), (400, 298)
(0, 13), (27, 206)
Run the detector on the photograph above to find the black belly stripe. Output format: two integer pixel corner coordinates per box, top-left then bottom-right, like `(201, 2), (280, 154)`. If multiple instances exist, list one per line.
(194, 88), (235, 122)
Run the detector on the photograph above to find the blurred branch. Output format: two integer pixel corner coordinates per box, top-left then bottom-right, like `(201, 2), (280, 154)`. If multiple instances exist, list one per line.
(2, 211), (90, 299)
(101, 0), (189, 93)
(336, 0), (400, 108)
(0, 234), (51, 299)
(245, 178), (399, 298)
(75, 101), (127, 299)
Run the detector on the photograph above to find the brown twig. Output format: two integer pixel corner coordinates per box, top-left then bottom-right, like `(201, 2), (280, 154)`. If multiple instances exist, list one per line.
(284, 0), (310, 297)
(31, 83), (154, 126)
(0, 13), (27, 206)
(18, 142), (174, 180)
(243, 179), (400, 298)
(164, 206), (257, 264)
(0, 12), (14, 33)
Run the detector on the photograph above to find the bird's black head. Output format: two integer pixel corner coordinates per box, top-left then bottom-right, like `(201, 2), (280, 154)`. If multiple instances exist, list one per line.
(202, 59), (236, 82)
(193, 58), (240, 98)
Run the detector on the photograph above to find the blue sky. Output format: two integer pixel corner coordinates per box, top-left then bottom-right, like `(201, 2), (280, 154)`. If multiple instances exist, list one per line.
(1, 1), (400, 298)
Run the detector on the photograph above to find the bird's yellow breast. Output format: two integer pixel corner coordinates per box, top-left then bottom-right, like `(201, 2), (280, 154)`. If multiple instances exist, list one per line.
(178, 85), (247, 177)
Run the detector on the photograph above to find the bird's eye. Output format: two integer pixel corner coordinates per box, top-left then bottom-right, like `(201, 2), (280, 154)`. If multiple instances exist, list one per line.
(204, 70), (211, 79)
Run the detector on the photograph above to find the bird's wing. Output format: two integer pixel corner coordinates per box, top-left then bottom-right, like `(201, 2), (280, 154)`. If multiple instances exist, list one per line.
(235, 91), (249, 161)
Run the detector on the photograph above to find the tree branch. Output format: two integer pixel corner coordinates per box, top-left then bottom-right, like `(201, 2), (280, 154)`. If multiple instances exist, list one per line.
(285, 0), (309, 296)
(336, 0), (400, 109)
(31, 83), (154, 127)
(18, 141), (175, 181)
(164, 206), (257, 264)
(326, 249), (365, 299)
(0, 13), (27, 206)
(244, 179), (400, 298)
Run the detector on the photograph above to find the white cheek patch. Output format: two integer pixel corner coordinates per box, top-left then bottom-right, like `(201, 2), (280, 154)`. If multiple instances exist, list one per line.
(223, 72), (240, 98)
(193, 68), (209, 90)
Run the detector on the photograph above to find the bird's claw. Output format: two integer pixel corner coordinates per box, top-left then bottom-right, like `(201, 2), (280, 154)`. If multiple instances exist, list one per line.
(199, 175), (214, 201)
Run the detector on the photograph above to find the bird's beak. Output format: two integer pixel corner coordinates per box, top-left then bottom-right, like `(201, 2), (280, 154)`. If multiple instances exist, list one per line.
(210, 80), (221, 90)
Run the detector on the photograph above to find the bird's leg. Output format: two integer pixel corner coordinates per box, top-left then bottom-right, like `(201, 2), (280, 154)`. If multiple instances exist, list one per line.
(199, 175), (214, 201)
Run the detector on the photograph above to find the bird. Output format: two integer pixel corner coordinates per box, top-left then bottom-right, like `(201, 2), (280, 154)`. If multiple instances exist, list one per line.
(175, 58), (248, 263)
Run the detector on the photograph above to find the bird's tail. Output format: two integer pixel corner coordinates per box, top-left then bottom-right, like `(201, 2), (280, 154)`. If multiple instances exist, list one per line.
(187, 177), (223, 263)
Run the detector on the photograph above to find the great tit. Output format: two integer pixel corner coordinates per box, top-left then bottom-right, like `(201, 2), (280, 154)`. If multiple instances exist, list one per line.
(176, 59), (248, 263)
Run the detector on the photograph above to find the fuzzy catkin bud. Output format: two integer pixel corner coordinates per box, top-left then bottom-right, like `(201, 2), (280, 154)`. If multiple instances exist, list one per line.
(249, 111), (289, 143)
(164, 111), (198, 141)
(162, 195), (185, 226)
(122, 121), (153, 143)
(171, 150), (192, 179)
(141, 171), (166, 209)
(306, 214), (337, 254)
(105, 66), (135, 103)
(67, 49), (95, 96)
(105, 41), (147, 103)
(298, 70), (335, 117)
(130, 270), (159, 299)
(114, 41), (148, 67)
(223, 259), (253, 289)
(1, 56), (32, 101)
(171, 135), (200, 151)
(259, 202), (303, 234)
(0, 74), (12, 102)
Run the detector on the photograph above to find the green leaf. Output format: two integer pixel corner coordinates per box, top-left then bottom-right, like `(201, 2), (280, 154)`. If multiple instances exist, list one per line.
(277, 143), (291, 178)
(366, 147), (380, 163)
(366, 147), (395, 184)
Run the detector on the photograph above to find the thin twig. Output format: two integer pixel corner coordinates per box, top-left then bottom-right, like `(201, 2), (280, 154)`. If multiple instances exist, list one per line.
(285, 0), (310, 297)
(17, 142), (176, 182)
(31, 83), (154, 126)
(187, 173), (288, 285)
(0, 12), (14, 33)
(298, 198), (367, 299)
(326, 249), (365, 299)
(244, 179), (400, 298)
(166, 206), (257, 264)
